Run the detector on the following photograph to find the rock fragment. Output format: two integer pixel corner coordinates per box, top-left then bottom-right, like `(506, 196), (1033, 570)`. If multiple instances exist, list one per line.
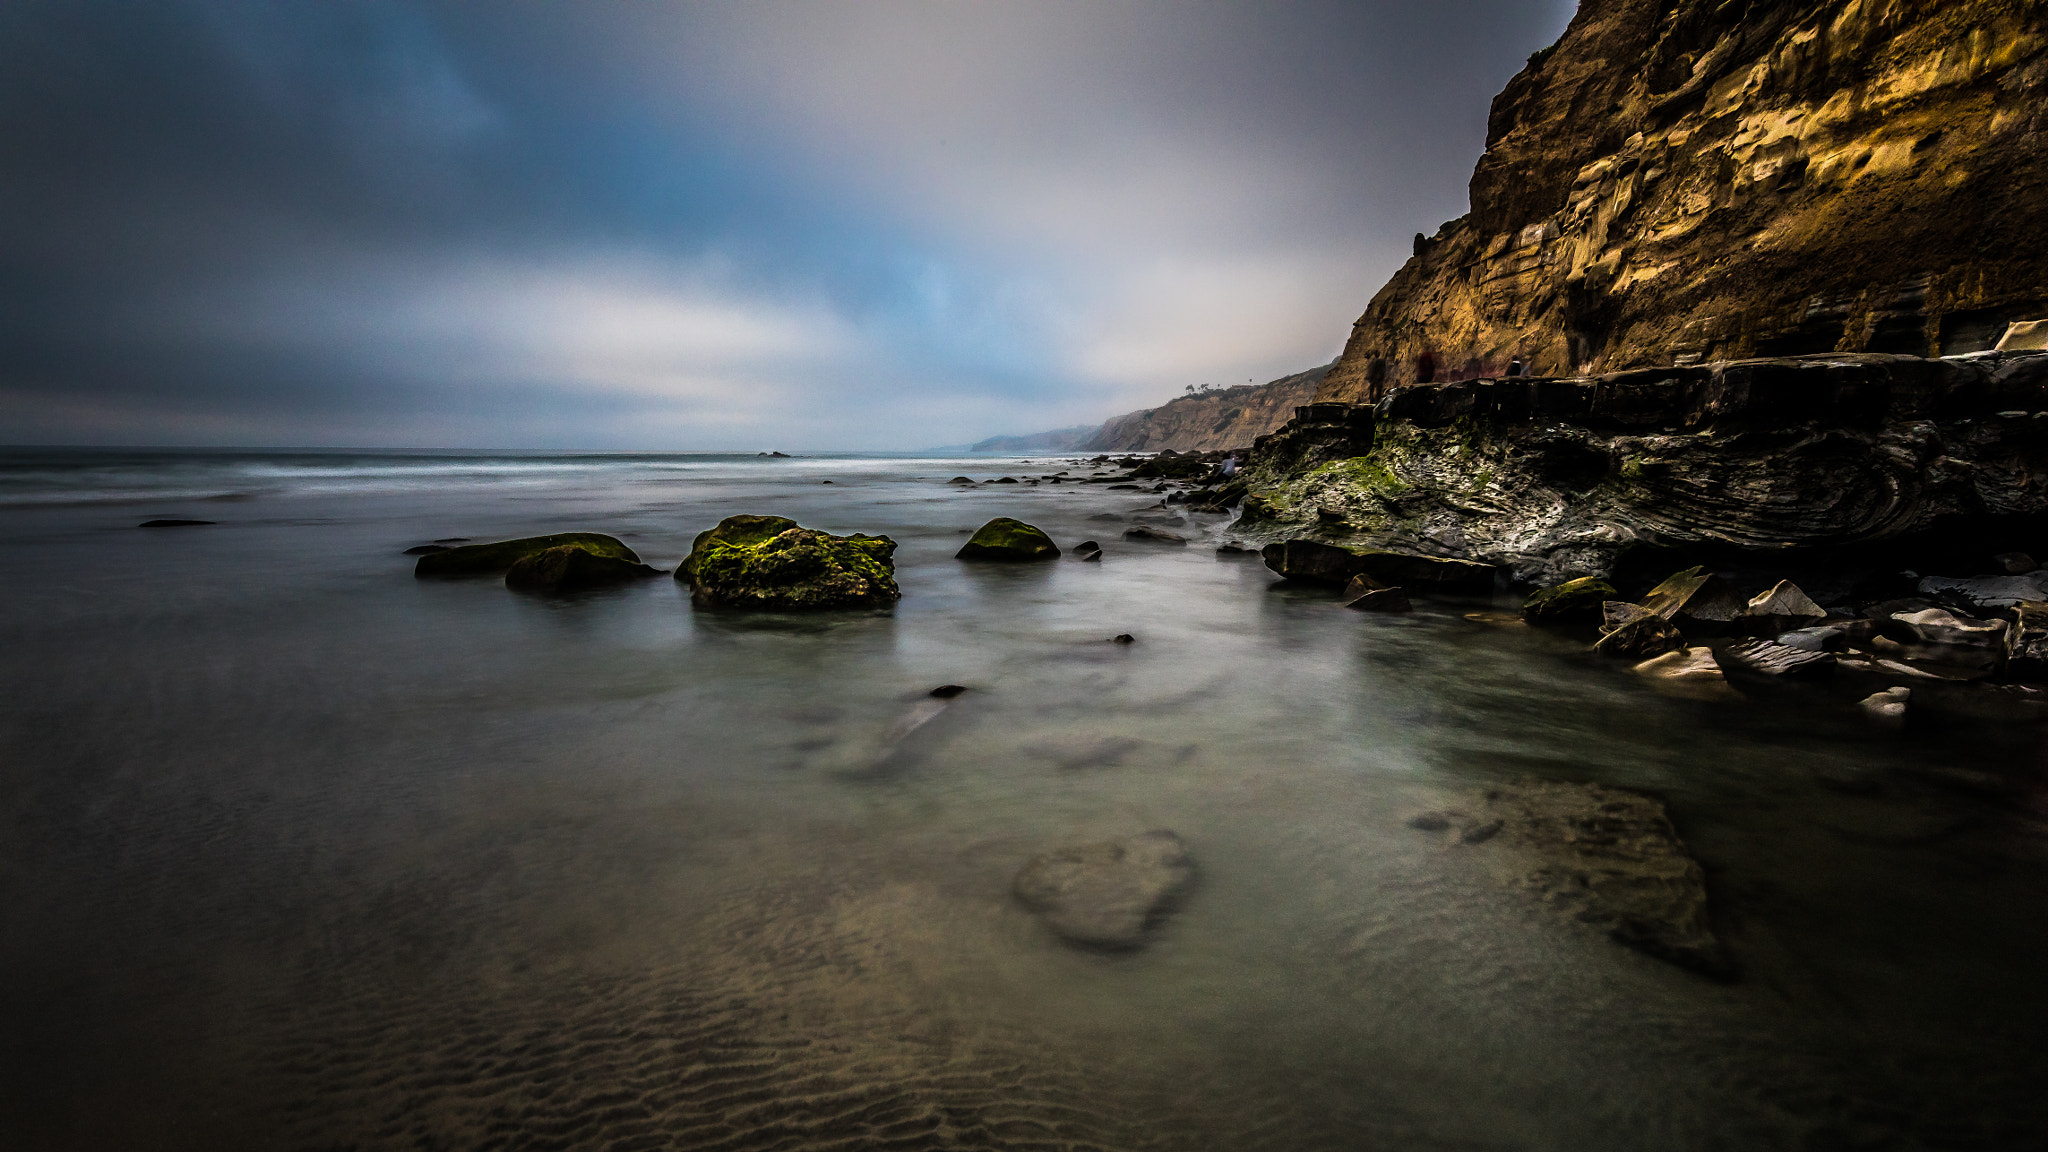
(1737, 580), (1828, 634)
(1122, 525), (1188, 545)
(1641, 566), (1746, 630)
(417, 532), (647, 578)
(1719, 638), (1834, 678)
(506, 545), (663, 594)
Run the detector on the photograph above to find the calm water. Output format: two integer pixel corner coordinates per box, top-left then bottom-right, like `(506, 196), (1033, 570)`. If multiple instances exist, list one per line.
(2, 448), (2045, 1152)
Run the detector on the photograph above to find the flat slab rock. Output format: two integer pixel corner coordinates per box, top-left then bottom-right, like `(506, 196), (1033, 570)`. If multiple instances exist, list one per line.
(1013, 830), (1193, 949)
(1410, 780), (1732, 978)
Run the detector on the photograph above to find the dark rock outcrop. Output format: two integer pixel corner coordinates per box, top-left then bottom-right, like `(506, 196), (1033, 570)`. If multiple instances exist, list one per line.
(1259, 538), (1493, 591)
(683, 517), (899, 610)
(957, 518), (1060, 561)
(1012, 830), (1194, 949)
(505, 545), (662, 594)
(416, 532), (645, 578)
(1234, 352), (2048, 585)
(1318, 0), (2048, 403)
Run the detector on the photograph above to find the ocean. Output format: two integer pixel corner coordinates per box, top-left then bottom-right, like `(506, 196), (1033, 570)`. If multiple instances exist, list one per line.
(2, 447), (2045, 1150)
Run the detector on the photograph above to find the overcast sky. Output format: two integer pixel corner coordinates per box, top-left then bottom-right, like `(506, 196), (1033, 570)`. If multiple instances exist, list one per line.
(0, 1), (1576, 449)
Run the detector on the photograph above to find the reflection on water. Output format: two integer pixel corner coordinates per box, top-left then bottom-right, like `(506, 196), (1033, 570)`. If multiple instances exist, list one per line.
(2, 451), (2045, 1150)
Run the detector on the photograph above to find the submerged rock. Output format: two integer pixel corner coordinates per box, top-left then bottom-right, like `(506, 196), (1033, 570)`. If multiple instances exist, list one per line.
(1859, 686), (1911, 726)
(957, 517), (1060, 561)
(506, 545), (662, 594)
(416, 532), (645, 578)
(1424, 780), (1732, 978)
(1344, 586), (1413, 613)
(138, 518), (217, 528)
(1122, 525), (1188, 545)
(1720, 639), (1834, 678)
(683, 516), (899, 610)
(1012, 830), (1194, 949)
(1522, 576), (1616, 625)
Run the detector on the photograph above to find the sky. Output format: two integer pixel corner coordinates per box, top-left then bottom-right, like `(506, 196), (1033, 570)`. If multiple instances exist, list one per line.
(0, 1), (1577, 450)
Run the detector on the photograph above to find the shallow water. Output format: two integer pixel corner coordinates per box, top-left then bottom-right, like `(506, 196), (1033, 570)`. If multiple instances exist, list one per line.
(2, 448), (2046, 1151)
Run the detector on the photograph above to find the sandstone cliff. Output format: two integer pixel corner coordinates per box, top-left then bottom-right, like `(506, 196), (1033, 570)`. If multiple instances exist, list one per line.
(1077, 362), (1332, 452)
(1318, 0), (2048, 405)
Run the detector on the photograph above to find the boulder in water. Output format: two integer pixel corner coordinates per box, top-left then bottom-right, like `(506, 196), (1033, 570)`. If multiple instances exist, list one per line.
(1737, 580), (1828, 634)
(1522, 576), (1616, 625)
(1122, 525), (1188, 545)
(506, 545), (662, 594)
(415, 532), (645, 578)
(1345, 586), (1413, 613)
(1593, 608), (1682, 658)
(1261, 539), (1493, 591)
(685, 517), (900, 610)
(1641, 566), (1746, 631)
(1012, 830), (1194, 949)
(957, 517), (1060, 561)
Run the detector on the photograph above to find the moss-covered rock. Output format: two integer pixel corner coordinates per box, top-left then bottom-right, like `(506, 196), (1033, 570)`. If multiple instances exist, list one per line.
(956, 517), (1060, 561)
(676, 515), (798, 584)
(414, 532), (643, 577)
(1522, 576), (1618, 624)
(506, 546), (662, 594)
(686, 518), (899, 610)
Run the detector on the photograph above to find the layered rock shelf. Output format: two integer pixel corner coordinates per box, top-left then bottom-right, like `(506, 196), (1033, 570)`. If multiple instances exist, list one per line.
(1235, 350), (2048, 586)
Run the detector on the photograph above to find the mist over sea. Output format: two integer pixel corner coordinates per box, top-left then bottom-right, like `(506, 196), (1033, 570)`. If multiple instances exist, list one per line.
(3, 447), (2046, 1150)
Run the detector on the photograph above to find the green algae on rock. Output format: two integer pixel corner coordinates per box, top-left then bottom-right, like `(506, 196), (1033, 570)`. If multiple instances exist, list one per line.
(505, 545), (662, 594)
(414, 532), (644, 577)
(956, 517), (1060, 561)
(684, 516), (899, 610)
(1523, 576), (1618, 625)
(676, 515), (799, 584)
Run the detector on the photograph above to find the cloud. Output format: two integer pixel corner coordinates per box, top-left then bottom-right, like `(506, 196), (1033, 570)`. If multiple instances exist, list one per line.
(0, 0), (1578, 448)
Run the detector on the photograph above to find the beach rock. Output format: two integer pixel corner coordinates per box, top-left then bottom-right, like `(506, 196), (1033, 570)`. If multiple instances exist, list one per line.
(1858, 687), (1911, 726)
(138, 518), (216, 528)
(1521, 576), (1616, 625)
(686, 519), (900, 610)
(2006, 602), (2048, 680)
(1111, 633), (1136, 644)
(1720, 639), (1833, 678)
(1631, 646), (1735, 698)
(1344, 586), (1413, 613)
(506, 545), (662, 594)
(1915, 572), (2048, 611)
(1601, 601), (1656, 630)
(1071, 540), (1103, 561)
(1260, 539), (1493, 591)
(1593, 612), (1681, 659)
(402, 544), (449, 555)
(1994, 552), (2039, 575)
(1737, 580), (1828, 635)
(1012, 830), (1194, 949)
(1641, 567), (1746, 631)
(416, 532), (646, 578)
(1408, 811), (1456, 832)
(994, 476), (1019, 484)
(1123, 525), (1188, 546)
(1452, 780), (1731, 978)
(957, 517), (1060, 561)
(948, 476), (976, 485)
(1777, 625), (1847, 653)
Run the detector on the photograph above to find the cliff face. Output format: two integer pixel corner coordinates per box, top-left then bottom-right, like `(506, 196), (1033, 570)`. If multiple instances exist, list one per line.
(1079, 362), (1331, 452)
(1318, 0), (2048, 406)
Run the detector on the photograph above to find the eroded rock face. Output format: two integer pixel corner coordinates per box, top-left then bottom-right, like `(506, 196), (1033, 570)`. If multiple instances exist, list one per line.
(1012, 830), (1194, 949)
(1317, 0), (2048, 404)
(1234, 352), (2048, 584)
(685, 518), (899, 610)
(1414, 780), (1731, 977)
